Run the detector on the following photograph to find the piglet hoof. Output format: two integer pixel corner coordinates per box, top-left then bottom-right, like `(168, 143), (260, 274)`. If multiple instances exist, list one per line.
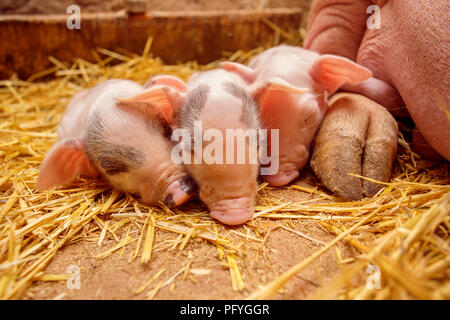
(310, 93), (398, 200)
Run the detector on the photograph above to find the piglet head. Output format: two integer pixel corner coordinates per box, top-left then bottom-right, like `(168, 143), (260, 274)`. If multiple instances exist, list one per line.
(111, 80), (197, 207)
(173, 72), (261, 225)
(38, 79), (196, 208)
(221, 55), (371, 186)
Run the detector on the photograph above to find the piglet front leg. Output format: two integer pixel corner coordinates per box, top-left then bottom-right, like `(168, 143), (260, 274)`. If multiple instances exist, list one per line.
(311, 93), (398, 200)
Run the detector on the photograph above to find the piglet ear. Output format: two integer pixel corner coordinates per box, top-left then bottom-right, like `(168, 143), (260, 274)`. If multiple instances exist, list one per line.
(144, 75), (188, 92)
(37, 139), (99, 191)
(220, 62), (257, 83)
(309, 54), (372, 94)
(251, 77), (309, 113)
(116, 86), (184, 124)
(252, 77), (309, 100)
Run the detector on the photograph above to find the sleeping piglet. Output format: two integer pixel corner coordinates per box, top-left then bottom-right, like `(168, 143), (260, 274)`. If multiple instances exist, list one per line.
(37, 79), (196, 207)
(221, 45), (374, 187)
(129, 71), (262, 225)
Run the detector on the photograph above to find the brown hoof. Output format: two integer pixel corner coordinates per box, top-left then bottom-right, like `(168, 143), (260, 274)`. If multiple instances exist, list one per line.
(311, 93), (398, 200)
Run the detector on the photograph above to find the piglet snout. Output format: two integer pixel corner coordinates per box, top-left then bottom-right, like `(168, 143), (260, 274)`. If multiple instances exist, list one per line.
(163, 176), (197, 208)
(209, 198), (254, 225)
(262, 170), (299, 187)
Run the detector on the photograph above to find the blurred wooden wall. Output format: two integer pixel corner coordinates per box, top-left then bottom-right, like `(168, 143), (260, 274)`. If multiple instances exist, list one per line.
(0, 9), (306, 80)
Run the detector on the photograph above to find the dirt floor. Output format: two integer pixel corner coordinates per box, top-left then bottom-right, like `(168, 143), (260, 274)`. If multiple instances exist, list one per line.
(23, 174), (357, 300)
(0, 0), (312, 14)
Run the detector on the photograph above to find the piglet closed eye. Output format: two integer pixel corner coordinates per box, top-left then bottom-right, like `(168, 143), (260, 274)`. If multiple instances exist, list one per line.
(38, 79), (196, 208)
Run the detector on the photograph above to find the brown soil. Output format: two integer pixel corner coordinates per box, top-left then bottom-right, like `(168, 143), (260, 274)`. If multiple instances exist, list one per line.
(23, 174), (356, 300)
(0, 0), (312, 15)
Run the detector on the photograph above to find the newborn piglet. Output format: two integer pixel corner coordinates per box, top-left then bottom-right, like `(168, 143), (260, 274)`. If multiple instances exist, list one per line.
(221, 44), (373, 187)
(138, 71), (262, 225)
(37, 79), (196, 207)
(223, 45), (399, 200)
(180, 70), (262, 225)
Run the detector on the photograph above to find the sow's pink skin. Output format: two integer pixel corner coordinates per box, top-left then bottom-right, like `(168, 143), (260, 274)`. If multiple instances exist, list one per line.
(37, 79), (196, 208)
(140, 71), (261, 225)
(221, 45), (373, 187)
(305, 0), (450, 161)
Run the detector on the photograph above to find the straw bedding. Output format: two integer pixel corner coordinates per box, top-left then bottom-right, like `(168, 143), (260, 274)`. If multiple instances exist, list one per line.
(0, 36), (449, 300)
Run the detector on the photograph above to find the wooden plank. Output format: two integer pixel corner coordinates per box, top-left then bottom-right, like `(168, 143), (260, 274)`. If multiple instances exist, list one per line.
(0, 9), (304, 79)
